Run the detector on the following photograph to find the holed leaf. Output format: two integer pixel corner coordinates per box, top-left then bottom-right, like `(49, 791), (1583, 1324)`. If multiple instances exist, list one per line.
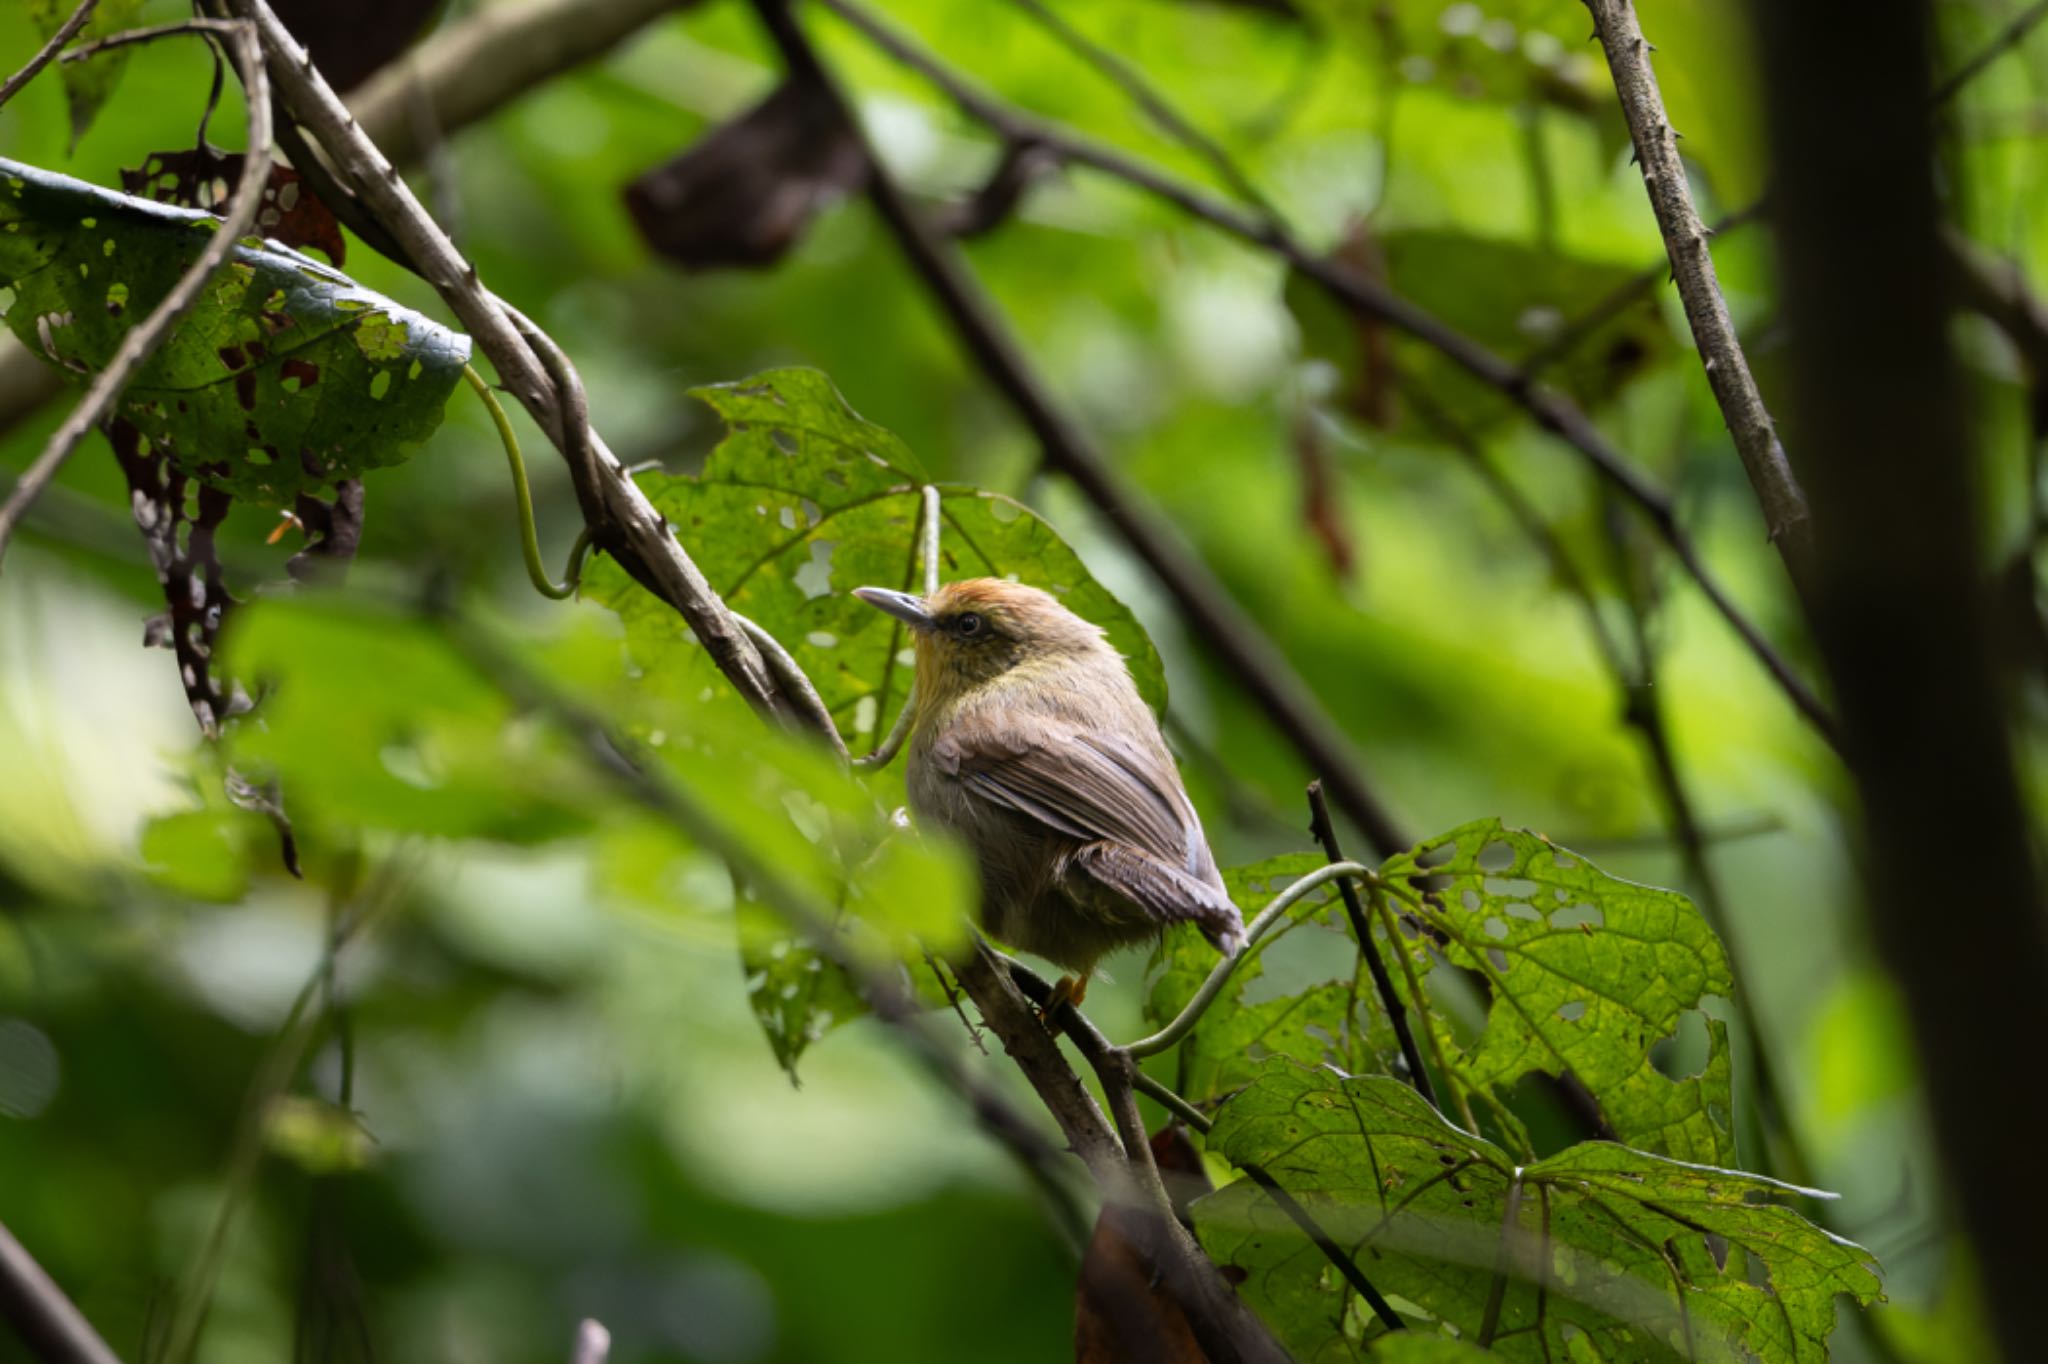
(1195, 1066), (1881, 1364)
(1380, 820), (1736, 1165)
(0, 158), (469, 507)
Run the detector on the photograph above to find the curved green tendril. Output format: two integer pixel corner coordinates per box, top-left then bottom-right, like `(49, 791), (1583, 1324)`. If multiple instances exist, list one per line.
(462, 363), (589, 600)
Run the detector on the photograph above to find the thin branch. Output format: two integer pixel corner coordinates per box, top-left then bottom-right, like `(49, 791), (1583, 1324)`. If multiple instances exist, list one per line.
(1306, 781), (1435, 1107)
(0, 0), (98, 110)
(770, 0), (1416, 858)
(1931, 0), (2048, 105)
(57, 17), (242, 64)
(222, 0), (806, 731)
(999, 0), (1279, 222)
(1126, 860), (1372, 1057)
(1584, 1), (1813, 579)
(819, 0), (1840, 752)
(0, 1221), (124, 1364)
(1476, 1171), (1525, 1348)
(0, 18), (270, 574)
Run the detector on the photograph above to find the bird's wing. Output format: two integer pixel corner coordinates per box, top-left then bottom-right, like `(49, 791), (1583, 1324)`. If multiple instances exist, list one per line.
(932, 722), (1192, 865)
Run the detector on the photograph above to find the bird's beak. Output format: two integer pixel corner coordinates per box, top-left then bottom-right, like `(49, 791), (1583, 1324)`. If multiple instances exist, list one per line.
(853, 586), (936, 631)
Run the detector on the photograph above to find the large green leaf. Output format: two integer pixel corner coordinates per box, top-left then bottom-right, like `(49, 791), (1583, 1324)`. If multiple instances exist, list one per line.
(1377, 820), (1736, 1165)
(1195, 1066), (1881, 1364)
(0, 158), (469, 506)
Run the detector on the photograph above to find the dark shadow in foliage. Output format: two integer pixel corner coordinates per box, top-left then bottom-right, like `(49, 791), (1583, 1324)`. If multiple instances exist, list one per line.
(270, 0), (444, 94)
(624, 75), (866, 271)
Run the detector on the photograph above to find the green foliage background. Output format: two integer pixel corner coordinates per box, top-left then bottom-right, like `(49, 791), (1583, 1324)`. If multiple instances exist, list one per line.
(1, 0), (2031, 1360)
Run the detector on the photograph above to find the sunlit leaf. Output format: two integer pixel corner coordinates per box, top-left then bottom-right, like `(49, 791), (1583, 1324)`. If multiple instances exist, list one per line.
(27, 0), (145, 147)
(1195, 1066), (1881, 1363)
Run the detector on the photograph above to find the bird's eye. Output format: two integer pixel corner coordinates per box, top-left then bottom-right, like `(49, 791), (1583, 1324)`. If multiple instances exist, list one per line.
(955, 612), (985, 638)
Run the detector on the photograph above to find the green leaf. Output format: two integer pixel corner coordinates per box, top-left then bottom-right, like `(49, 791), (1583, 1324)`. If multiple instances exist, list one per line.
(582, 366), (1166, 752)
(1366, 1337), (1504, 1362)
(0, 158), (470, 506)
(1295, 0), (1614, 118)
(137, 808), (251, 902)
(1381, 820), (1736, 1164)
(1195, 1066), (1882, 1364)
(28, 0), (145, 148)
(1146, 854), (1391, 1109)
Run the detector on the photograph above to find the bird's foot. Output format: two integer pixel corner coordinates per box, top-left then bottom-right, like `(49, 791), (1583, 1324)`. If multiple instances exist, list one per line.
(1037, 973), (1089, 1028)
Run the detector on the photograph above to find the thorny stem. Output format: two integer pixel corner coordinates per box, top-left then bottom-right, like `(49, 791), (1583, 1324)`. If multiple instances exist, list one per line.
(0, 17), (271, 574)
(1584, 0), (1813, 582)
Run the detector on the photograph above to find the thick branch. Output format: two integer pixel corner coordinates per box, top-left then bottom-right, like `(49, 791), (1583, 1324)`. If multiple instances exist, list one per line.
(1585, 0), (1813, 577)
(1745, 3), (2048, 1360)
(224, 0), (801, 727)
(349, 0), (695, 166)
(0, 18), (270, 572)
(0, 1222), (123, 1364)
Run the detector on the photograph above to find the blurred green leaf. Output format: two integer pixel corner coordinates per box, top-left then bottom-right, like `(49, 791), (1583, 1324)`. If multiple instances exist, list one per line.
(1379, 819), (1736, 1164)
(137, 808), (250, 902)
(1195, 1065), (1881, 1362)
(0, 157), (470, 506)
(28, 0), (145, 147)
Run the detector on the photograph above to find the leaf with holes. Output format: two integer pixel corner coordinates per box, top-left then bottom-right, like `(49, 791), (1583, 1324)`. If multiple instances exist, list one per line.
(1194, 1066), (1881, 1364)
(0, 158), (469, 507)
(1375, 820), (1736, 1165)
(1146, 854), (1395, 1110)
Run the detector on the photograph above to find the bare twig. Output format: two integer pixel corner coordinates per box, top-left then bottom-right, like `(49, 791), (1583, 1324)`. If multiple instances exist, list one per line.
(1930, 0), (2048, 106)
(999, 0), (1278, 222)
(0, 18), (269, 574)
(1306, 781), (1435, 1107)
(767, 0), (1415, 858)
(222, 0), (804, 729)
(819, 0), (1840, 751)
(0, 0), (98, 109)
(0, 1222), (124, 1364)
(57, 16), (243, 64)
(1584, 1), (1813, 580)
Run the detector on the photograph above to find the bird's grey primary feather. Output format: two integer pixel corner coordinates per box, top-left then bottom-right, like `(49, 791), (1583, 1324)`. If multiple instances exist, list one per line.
(895, 579), (1244, 974)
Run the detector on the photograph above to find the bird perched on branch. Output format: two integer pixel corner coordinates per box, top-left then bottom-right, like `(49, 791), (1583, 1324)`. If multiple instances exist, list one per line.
(853, 579), (1243, 1013)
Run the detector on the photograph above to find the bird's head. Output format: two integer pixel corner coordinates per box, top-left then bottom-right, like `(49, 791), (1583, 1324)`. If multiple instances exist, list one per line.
(852, 578), (1108, 706)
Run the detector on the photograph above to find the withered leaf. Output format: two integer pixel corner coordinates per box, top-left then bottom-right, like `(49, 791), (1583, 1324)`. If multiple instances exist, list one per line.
(624, 76), (866, 272)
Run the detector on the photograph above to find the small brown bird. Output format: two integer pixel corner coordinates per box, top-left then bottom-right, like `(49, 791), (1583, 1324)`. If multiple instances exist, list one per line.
(854, 579), (1243, 1009)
